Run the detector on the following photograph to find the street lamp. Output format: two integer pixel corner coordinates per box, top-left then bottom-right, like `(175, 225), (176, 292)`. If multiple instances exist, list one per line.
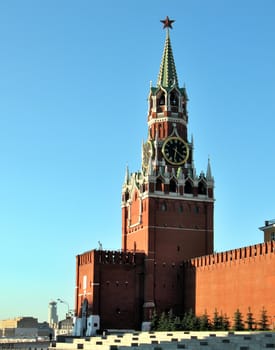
(57, 298), (70, 318)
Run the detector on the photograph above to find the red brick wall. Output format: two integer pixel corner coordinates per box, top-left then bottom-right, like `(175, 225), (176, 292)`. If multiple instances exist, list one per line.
(122, 194), (214, 319)
(122, 193), (149, 253)
(75, 250), (145, 330)
(184, 241), (275, 327)
(149, 198), (214, 262)
(75, 251), (96, 317)
(98, 260), (144, 329)
(123, 196), (214, 258)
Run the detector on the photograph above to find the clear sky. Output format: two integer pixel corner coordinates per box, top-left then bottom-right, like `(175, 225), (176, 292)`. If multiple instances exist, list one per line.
(0, 0), (274, 323)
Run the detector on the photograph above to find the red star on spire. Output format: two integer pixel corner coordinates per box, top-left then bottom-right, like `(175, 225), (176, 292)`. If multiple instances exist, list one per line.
(160, 16), (175, 29)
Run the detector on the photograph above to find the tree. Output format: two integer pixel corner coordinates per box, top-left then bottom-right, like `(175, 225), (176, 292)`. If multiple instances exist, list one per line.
(157, 312), (169, 331)
(150, 309), (159, 330)
(167, 309), (175, 331)
(199, 310), (211, 331)
(173, 316), (181, 331)
(245, 307), (256, 331)
(182, 309), (198, 331)
(221, 313), (230, 331)
(233, 308), (245, 331)
(213, 309), (223, 330)
(258, 307), (269, 331)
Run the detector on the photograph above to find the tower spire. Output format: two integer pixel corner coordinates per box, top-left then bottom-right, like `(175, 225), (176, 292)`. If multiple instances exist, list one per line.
(206, 157), (213, 181)
(124, 164), (130, 184)
(157, 17), (178, 88)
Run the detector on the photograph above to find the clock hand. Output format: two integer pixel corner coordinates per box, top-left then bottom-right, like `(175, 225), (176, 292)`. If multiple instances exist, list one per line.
(174, 147), (186, 160)
(173, 147), (178, 161)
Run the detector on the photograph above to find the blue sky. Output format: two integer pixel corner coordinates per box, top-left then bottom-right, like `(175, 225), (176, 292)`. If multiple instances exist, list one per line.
(0, 0), (274, 322)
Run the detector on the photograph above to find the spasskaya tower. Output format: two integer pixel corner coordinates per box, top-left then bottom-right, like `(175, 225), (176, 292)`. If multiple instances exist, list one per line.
(121, 17), (214, 320)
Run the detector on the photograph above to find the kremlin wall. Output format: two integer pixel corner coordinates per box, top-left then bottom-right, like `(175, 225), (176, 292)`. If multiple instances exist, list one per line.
(184, 240), (275, 328)
(75, 237), (275, 330)
(73, 18), (275, 332)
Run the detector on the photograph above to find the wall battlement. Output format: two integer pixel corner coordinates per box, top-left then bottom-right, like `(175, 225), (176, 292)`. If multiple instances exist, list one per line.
(98, 250), (142, 265)
(77, 250), (94, 265)
(185, 240), (275, 268)
(77, 249), (144, 266)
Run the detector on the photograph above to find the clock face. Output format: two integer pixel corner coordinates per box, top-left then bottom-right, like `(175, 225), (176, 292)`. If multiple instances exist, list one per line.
(162, 136), (189, 165)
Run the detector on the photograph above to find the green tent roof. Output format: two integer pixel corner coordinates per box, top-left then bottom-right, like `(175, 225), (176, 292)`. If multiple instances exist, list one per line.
(157, 29), (178, 88)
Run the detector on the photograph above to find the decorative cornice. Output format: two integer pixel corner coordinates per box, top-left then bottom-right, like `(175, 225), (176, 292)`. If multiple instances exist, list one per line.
(140, 191), (214, 203)
(148, 116), (187, 127)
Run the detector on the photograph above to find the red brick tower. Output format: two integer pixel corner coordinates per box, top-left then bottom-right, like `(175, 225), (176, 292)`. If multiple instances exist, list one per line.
(121, 17), (214, 321)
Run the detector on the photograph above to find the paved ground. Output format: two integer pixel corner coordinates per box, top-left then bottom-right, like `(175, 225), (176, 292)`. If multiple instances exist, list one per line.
(49, 330), (275, 350)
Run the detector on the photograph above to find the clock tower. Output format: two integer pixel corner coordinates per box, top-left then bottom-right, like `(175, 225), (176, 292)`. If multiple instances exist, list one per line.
(121, 17), (214, 321)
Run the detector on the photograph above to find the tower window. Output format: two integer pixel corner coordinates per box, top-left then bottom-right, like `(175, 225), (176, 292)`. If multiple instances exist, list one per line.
(198, 181), (207, 195)
(169, 179), (177, 192)
(159, 123), (163, 138)
(125, 191), (129, 201)
(271, 232), (275, 240)
(161, 202), (167, 211)
(83, 275), (87, 290)
(170, 91), (178, 106)
(184, 180), (193, 194)
(156, 178), (163, 191)
(157, 93), (165, 106)
(156, 90), (166, 112)
(179, 205), (183, 213)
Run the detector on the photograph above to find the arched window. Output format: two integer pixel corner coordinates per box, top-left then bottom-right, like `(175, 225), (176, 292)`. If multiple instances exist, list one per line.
(169, 179), (177, 192)
(198, 180), (207, 195)
(182, 100), (186, 114)
(125, 190), (129, 201)
(170, 90), (179, 106)
(157, 91), (166, 111)
(156, 178), (163, 191)
(161, 202), (167, 212)
(158, 93), (165, 105)
(184, 179), (193, 194)
(81, 298), (88, 319)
